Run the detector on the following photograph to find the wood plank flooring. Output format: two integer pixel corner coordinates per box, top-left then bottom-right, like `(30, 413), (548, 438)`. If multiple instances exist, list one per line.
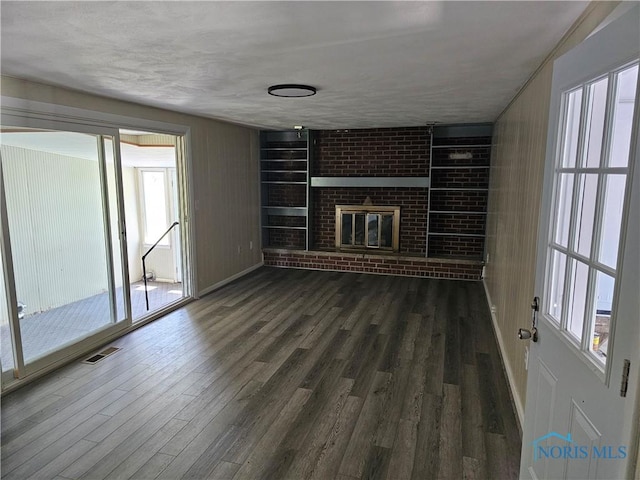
(1, 267), (521, 479)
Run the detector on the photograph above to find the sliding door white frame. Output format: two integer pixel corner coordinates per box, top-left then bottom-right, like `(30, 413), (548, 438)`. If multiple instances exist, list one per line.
(0, 98), (195, 390)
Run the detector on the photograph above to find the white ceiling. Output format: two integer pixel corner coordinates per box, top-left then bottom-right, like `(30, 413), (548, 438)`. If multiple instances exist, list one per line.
(1, 1), (589, 130)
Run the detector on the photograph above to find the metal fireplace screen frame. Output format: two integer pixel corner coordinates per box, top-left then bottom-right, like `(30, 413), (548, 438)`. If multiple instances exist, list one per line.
(335, 205), (400, 252)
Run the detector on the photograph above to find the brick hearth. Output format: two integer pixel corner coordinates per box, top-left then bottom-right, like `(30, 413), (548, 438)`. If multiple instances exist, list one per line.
(263, 249), (483, 281)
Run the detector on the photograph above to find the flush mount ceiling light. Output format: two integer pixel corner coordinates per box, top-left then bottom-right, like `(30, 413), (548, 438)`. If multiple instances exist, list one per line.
(268, 84), (317, 98)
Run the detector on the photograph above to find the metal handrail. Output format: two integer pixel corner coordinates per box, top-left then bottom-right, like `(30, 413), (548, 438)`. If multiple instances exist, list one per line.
(142, 221), (179, 310)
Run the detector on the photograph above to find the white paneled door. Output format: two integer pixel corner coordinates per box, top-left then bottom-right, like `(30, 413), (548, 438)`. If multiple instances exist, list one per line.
(520, 8), (639, 480)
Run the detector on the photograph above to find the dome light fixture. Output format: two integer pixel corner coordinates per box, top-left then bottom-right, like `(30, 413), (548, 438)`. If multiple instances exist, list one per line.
(268, 84), (317, 98)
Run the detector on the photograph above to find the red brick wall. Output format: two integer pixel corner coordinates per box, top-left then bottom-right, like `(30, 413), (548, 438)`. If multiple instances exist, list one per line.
(313, 127), (430, 176)
(429, 213), (486, 236)
(266, 184), (307, 207)
(312, 187), (427, 254)
(263, 128), (491, 260)
(263, 249), (483, 281)
(311, 126), (430, 255)
(429, 190), (488, 213)
(431, 143), (491, 167)
(427, 235), (485, 259)
(266, 229), (306, 249)
(430, 168), (490, 189)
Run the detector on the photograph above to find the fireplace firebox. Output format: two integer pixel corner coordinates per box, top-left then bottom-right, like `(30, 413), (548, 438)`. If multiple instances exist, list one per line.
(335, 205), (400, 252)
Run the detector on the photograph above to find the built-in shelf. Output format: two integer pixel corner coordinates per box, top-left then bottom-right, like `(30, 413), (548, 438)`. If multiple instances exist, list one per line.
(430, 166), (489, 170)
(311, 176), (429, 188)
(430, 187), (489, 191)
(260, 130), (311, 250)
(261, 147), (308, 151)
(261, 159), (308, 162)
(262, 206), (307, 213)
(427, 123), (492, 261)
(431, 144), (493, 149)
(261, 181), (307, 185)
(428, 232), (485, 238)
(429, 210), (487, 215)
(262, 225), (307, 230)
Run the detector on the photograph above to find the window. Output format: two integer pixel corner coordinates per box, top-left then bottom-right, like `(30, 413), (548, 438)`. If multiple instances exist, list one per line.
(140, 169), (170, 246)
(545, 62), (638, 366)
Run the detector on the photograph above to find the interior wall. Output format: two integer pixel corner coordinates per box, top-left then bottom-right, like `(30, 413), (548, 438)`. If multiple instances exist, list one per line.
(0, 76), (262, 295)
(484, 1), (620, 422)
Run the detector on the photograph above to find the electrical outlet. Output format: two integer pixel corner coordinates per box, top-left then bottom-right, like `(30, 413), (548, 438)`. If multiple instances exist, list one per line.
(237, 245), (241, 254)
(250, 241), (253, 250)
(486, 253), (490, 264)
(524, 346), (529, 370)
(490, 305), (497, 315)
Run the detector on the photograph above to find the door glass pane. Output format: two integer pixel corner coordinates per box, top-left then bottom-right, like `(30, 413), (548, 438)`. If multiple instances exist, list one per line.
(582, 78), (609, 168)
(381, 215), (393, 248)
(566, 260), (589, 341)
(367, 214), (379, 247)
(608, 64), (639, 167)
(354, 214), (365, 245)
(341, 213), (352, 245)
(574, 174), (598, 257)
(547, 249), (567, 323)
(598, 174), (626, 269)
(589, 271), (614, 362)
(1, 128), (115, 363)
(554, 173), (574, 247)
(561, 88), (583, 168)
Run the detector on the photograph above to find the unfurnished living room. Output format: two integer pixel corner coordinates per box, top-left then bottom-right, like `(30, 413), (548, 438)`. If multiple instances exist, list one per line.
(0, 2), (638, 480)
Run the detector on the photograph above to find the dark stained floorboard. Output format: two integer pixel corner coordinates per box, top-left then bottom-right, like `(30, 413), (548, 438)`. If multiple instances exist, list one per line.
(1, 267), (521, 479)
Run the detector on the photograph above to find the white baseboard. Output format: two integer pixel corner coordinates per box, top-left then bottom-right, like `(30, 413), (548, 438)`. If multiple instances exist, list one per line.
(483, 278), (525, 431)
(197, 262), (264, 298)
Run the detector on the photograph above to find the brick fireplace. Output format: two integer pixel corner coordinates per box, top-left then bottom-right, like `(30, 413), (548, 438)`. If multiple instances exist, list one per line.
(261, 125), (489, 280)
(313, 187), (427, 255)
(312, 127), (430, 254)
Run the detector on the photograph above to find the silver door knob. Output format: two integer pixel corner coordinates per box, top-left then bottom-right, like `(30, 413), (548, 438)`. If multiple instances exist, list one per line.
(518, 327), (538, 342)
(518, 328), (532, 340)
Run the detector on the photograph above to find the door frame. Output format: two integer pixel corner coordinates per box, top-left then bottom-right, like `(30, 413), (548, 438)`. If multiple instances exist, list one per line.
(0, 121), (129, 378)
(0, 97), (196, 391)
(535, 4), (639, 386)
(525, 7), (640, 477)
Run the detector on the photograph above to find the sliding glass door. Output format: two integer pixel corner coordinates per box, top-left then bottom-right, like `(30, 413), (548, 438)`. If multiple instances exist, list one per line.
(0, 125), (130, 378)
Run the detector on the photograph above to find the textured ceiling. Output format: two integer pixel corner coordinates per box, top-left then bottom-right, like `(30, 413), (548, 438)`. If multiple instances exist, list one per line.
(1, 1), (589, 130)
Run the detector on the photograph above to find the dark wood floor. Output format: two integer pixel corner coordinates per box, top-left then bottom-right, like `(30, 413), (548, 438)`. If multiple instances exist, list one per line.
(1, 267), (521, 479)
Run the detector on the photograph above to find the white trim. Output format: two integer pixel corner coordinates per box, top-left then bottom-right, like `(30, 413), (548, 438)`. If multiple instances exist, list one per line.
(1, 96), (190, 135)
(198, 262), (264, 297)
(483, 278), (525, 430)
